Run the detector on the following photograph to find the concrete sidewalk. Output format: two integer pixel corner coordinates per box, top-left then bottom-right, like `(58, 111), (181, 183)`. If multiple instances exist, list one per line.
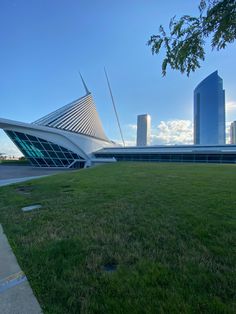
(0, 175), (49, 187)
(0, 164), (72, 187)
(0, 225), (42, 314)
(0, 165), (67, 180)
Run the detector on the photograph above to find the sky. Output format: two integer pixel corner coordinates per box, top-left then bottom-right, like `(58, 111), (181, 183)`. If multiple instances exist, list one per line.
(0, 0), (236, 156)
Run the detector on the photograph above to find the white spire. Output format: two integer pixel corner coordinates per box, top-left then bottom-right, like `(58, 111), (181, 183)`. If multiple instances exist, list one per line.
(79, 72), (90, 95)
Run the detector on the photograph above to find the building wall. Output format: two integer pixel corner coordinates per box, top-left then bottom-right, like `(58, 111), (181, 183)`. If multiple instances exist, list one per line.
(95, 144), (236, 164)
(95, 152), (236, 164)
(194, 71), (225, 145)
(136, 114), (151, 146)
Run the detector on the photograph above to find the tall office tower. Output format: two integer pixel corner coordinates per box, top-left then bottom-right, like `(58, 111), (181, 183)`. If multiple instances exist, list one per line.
(194, 71), (225, 145)
(136, 114), (151, 146)
(230, 121), (236, 144)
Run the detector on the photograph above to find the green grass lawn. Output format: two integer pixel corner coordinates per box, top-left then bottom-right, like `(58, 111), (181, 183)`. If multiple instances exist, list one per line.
(0, 162), (235, 313)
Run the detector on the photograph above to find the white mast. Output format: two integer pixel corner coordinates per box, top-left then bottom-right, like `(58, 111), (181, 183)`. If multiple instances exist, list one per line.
(104, 68), (125, 147)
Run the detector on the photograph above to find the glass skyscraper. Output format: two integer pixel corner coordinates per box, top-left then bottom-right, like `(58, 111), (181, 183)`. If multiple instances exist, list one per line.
(194, 71), (225, 145)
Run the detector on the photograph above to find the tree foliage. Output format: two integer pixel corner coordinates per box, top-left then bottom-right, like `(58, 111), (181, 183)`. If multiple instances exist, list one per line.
(148, 0), (236, 76)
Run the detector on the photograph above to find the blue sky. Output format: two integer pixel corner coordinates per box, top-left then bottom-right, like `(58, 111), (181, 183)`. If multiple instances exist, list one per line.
(1, 0), (236, 156)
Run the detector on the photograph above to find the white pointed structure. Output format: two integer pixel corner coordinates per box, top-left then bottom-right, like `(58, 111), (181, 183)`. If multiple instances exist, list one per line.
(79, 72), (90, 95)
(33, 93), (109, 141)
(104, 68), (125, 146)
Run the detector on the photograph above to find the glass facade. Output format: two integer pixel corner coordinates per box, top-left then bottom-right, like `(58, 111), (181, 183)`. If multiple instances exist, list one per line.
(94, 152), (236, 164)
(5, 130), (85, 168)
(194, 71), (225, 145)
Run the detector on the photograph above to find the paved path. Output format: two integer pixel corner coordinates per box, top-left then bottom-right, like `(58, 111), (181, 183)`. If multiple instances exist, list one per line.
(0, 175), (50, 187)
(0, 165), (71, 187)
(0, 225), (42, 314)
(0, 165), (68, 180)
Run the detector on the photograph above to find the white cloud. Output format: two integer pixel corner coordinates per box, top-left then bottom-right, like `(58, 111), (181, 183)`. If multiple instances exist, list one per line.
(127, 124), (137, 130)
(118, 124), (137, 146)
(151, 120), (193, 145)
(226, 101), (236, 112)
(125, 115), (234, 146)
(0, 141), (22, 157)
(119, 119), (194, 146)
(226, 101), (236, 131)
(0, 132), (22, 157)
(124, 139), (136, 146)
(113, 139), (136, 147)
(225, 121), (232, 144)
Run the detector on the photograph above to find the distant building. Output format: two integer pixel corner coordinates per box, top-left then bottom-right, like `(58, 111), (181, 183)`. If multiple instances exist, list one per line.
(194, 71), (225, 145)
(95, 144), (236, 164)
(230, 121), (236, 144)
(136, 114), (151, 146)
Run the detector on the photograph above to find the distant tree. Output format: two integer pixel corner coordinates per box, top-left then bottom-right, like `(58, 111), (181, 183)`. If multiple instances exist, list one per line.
(19, 156), (26, 161)
(148, 0), (236, 76)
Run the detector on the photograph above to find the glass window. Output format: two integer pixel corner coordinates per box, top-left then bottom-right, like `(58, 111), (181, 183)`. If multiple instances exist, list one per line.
(64, 152), (73, 159)
(222, 154), (236, 162)
(160, 154), (170, 161)
(50, 144), (61, 151)
(47, 151), (58, 159)
(36, 158), (48, 167)
(5, 130), (83, 168)
(182, 154), (194, 161)
(61, 159), (70, 166)
(171, 154), (182, 161)
(56, 152), (66, 159)
(27, 134), (38, 141)
(195, 154), (207, 161)
(42, 143), (53, 151)
(29, 158), (39, 166)
(208, 154), (221, 162)
(15, 132), (28, 140)
(46, 159), (56, 166)
(39, 138), (48, 143)
(53, 159), (63, 166)
(71, 153), (80, 159)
